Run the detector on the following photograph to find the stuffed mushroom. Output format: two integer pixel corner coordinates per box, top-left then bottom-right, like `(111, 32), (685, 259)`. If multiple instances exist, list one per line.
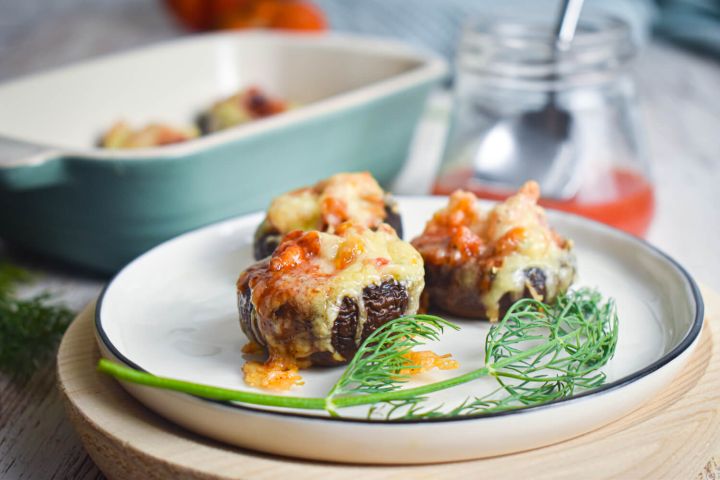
(253, 172), (403, 260)
(237, 221), (424, 386)
(411, 181), (576, 321)
(199, 86), (287, 133)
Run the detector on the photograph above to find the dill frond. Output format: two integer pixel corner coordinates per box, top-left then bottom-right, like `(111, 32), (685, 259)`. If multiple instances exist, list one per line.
(0, 263), (74, 381)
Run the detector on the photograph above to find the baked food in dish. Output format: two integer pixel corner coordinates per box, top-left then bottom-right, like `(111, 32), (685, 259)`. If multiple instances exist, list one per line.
(100, 86), (287, 148)
(411, 181), (575, 321)
(253, 172), (403, 260)
(100, 121), (198, 148)
(237, 222), (424, 376)
(199, 86), (287, 133)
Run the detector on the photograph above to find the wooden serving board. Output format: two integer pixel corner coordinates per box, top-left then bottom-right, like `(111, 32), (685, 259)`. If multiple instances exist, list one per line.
(57, 288), (720, 480)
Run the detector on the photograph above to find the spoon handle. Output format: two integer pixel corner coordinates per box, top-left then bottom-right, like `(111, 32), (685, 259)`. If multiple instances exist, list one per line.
(555, 0), (584, 51)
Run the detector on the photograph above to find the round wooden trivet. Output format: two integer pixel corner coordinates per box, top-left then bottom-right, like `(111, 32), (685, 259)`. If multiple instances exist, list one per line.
(58, 289), (720, 480)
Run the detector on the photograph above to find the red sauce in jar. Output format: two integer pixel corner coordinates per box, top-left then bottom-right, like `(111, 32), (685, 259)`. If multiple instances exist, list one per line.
(433, 168), (654, 237)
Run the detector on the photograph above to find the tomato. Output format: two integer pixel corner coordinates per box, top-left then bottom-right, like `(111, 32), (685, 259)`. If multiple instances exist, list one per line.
(271, 1), (326, 30)
(165, 0), (327, 32)
(165, 0), (213, 30)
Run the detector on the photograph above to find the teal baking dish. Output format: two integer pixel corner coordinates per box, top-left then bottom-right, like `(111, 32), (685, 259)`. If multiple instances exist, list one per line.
(0, 32), (446, 272)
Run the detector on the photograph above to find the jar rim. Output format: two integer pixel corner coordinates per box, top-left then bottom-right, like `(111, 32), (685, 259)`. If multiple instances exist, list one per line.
(458, 12), (636, 87)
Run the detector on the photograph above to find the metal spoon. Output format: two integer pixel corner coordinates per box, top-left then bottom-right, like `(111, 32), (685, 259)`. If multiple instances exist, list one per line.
(471, 0), (584, 199)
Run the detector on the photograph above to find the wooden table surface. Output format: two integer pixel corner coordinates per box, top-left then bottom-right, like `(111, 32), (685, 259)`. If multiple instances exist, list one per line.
(1, 6), (719, 478)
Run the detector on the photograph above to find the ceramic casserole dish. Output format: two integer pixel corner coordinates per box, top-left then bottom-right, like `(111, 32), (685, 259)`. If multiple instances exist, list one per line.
(0, 31), (446, 272)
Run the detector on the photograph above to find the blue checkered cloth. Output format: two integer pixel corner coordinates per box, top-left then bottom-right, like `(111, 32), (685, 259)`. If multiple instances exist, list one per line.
(314, 0), (657, 61)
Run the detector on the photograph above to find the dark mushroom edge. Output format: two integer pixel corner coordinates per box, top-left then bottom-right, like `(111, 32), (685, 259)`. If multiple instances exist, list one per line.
(422, 261), (576, 320)
(238, 277), (412, 366)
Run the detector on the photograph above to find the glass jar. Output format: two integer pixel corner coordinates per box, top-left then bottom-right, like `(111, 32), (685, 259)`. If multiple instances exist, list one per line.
(434, 14), (654, 236)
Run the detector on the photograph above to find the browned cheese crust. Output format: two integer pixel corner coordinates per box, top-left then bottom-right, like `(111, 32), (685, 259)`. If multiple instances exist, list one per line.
(412, 182), (576, 321)
(238, 223), (423, 366)
(253, 172), (403, 260)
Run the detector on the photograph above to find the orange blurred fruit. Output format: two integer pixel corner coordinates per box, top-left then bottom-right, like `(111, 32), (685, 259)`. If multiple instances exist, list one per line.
(165, 0), (327, 32)
(271, 1), (326, 31)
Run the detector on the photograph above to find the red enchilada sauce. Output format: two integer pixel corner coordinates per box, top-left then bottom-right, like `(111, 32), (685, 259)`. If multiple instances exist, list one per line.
(433, 168), (654, 237)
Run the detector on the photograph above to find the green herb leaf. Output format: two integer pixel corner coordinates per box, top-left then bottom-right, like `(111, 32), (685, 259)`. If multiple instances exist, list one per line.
(0, 263), (74, 381)
(325, 315), (458, 414)
(371, 288), (619, 419)
(0, 262), (32, 293)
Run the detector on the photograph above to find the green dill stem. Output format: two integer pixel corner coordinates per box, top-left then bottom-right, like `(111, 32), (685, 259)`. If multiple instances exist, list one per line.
(331, 367), (491, 408)
(97, 358), (488, 411)
(97, 359), (326, 410)
(0, 262), (74, 380)
(98, 324), (582, 411)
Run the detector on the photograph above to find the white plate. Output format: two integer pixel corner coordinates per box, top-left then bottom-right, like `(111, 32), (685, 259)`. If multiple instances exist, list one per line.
(95, 197), (703, 464)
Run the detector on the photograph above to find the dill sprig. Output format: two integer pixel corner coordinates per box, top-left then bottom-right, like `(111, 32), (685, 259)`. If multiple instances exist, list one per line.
(368, 288), (618, 419)
(97, 288), (618, 419)
(0, 263), (75, 381)
(325, 315), (458, 415)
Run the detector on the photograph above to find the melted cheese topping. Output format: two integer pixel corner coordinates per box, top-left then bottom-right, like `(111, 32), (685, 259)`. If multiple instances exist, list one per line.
(242, 353), (304, 391)
(101, 121), (198, 149)
(399, 350), (459, 376)
(411, 190), (488, 264)
(412, 182), (575, 320)
(266, 188), (322, 233)
(266, 172), (389, 234)
(247, 222), (424, 360)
